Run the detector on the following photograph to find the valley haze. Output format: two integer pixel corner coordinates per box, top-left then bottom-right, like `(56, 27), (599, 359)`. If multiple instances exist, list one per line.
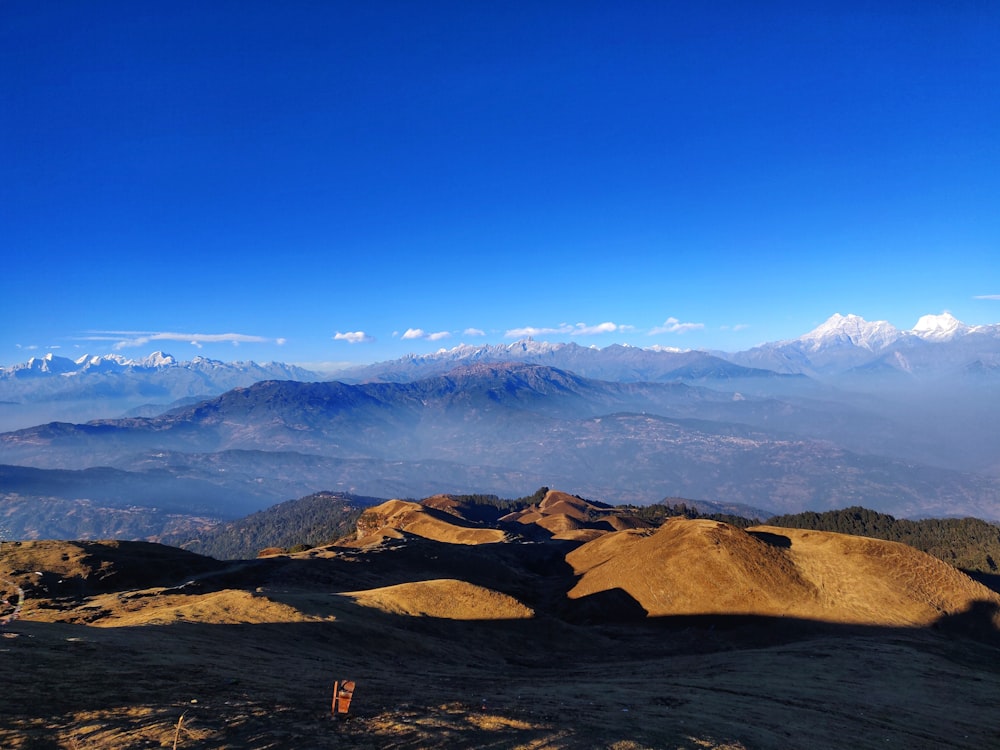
(2, 313), (999, 542)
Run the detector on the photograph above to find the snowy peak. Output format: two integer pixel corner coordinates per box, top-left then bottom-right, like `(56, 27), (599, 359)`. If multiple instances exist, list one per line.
(135, 351), (178, 368)
(911, 312), (971, 341)
(1, 352), (321, 382)
(21, 354), (77, 374)
(724, 311), (1000, 377)
(798, 314), (901, 352)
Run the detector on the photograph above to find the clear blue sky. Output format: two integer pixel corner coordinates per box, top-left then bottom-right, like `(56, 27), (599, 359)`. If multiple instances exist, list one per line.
(3, 2), (999, 369)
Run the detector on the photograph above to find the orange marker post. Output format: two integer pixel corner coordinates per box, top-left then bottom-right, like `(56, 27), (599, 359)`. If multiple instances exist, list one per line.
(332, 680), (356, 718)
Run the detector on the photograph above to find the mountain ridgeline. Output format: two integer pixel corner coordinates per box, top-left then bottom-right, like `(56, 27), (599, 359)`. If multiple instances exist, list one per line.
(2, 358), (1000, 538)
(165, 488), (1000, 589)
(1, 311), (1000, 541)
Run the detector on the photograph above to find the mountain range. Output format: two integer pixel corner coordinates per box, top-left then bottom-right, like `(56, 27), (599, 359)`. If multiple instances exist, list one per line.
(1, 312), (999, 540)
(726, 312), (1000, 377)
(4, 311), (997, 435)
(4, 312), (998, 402)
(0, 352), (322, 431)
(2, 363), (999, 537)
(331, 312), (1000, 383)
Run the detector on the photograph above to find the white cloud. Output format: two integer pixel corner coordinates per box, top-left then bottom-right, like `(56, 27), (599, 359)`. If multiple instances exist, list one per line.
(333, 331), (374, 344)
(402, 328), (451, 341)
(505, 321), (629, 338)
(571, 321), (619, 336)
(463, 328), (486, 337)
(504, 325), (568, 338)
(79, 330), (279, 350)
(974, 294), (1000, 300)
(649, 317), (705, 335)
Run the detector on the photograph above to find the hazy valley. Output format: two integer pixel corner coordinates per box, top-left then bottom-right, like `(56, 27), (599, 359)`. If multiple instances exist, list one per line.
(3, 314), (1000, 542)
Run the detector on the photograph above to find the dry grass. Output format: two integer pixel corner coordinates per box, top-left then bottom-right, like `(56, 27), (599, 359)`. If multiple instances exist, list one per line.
(565, 519), (1000, 626)
(2, 514), (1000, 749)
(342, 578), (534, 620)
(354, 499), (508, 546)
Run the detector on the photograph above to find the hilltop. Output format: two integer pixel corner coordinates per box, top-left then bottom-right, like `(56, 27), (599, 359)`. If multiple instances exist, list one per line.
(2, 489), (999, 748)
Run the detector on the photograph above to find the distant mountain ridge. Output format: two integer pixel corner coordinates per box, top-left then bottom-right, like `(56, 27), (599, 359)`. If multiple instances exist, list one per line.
(3, 362), (999, 522)
(723, 312), (1000, 376)
(333, 339), (792, 384)
(1, 351), (318, 381)
(0, 351), (324, 431)
(331, 312), (1000, 382)
(4, 312), (997, 392)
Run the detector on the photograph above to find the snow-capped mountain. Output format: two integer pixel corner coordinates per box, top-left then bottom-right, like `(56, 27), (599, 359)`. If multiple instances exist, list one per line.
(0, 352), (325, 431)
(2, 311), (998, 432)
(725, 313), (1000, 377)
(1, 351), (319, 381)
(911, 312), (975, 341)
(795, 313), (902, 353)
(331, 312), (1000, 383)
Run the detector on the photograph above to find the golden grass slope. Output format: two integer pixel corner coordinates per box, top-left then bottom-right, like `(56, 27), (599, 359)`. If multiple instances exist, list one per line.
(0, 540), (327, 627)
(341, 578), (534, 620)
(0, 539), (221, 592)
(353, 499), (507, 545)
(354, 490), (651, 545)
(75, 589), (328, 626)
(501, 489), (651, 540)
(566, 517), (1000, 626)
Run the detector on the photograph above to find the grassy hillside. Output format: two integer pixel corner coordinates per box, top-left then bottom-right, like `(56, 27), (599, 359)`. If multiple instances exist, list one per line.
(767, 506), (1000, 580)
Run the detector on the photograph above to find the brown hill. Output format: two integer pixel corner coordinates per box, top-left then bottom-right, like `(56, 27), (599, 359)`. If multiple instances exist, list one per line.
(0, 539), (223, 598)
(566, 518), (1000, 627)
(3, 500), (1000, 749)
(501, 489), (651, 540)
(352, 498), (507, 545)
(342, 578), (534, 620)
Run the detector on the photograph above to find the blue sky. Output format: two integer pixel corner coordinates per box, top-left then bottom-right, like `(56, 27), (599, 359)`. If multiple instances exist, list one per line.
(3, 2), (999, 369)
